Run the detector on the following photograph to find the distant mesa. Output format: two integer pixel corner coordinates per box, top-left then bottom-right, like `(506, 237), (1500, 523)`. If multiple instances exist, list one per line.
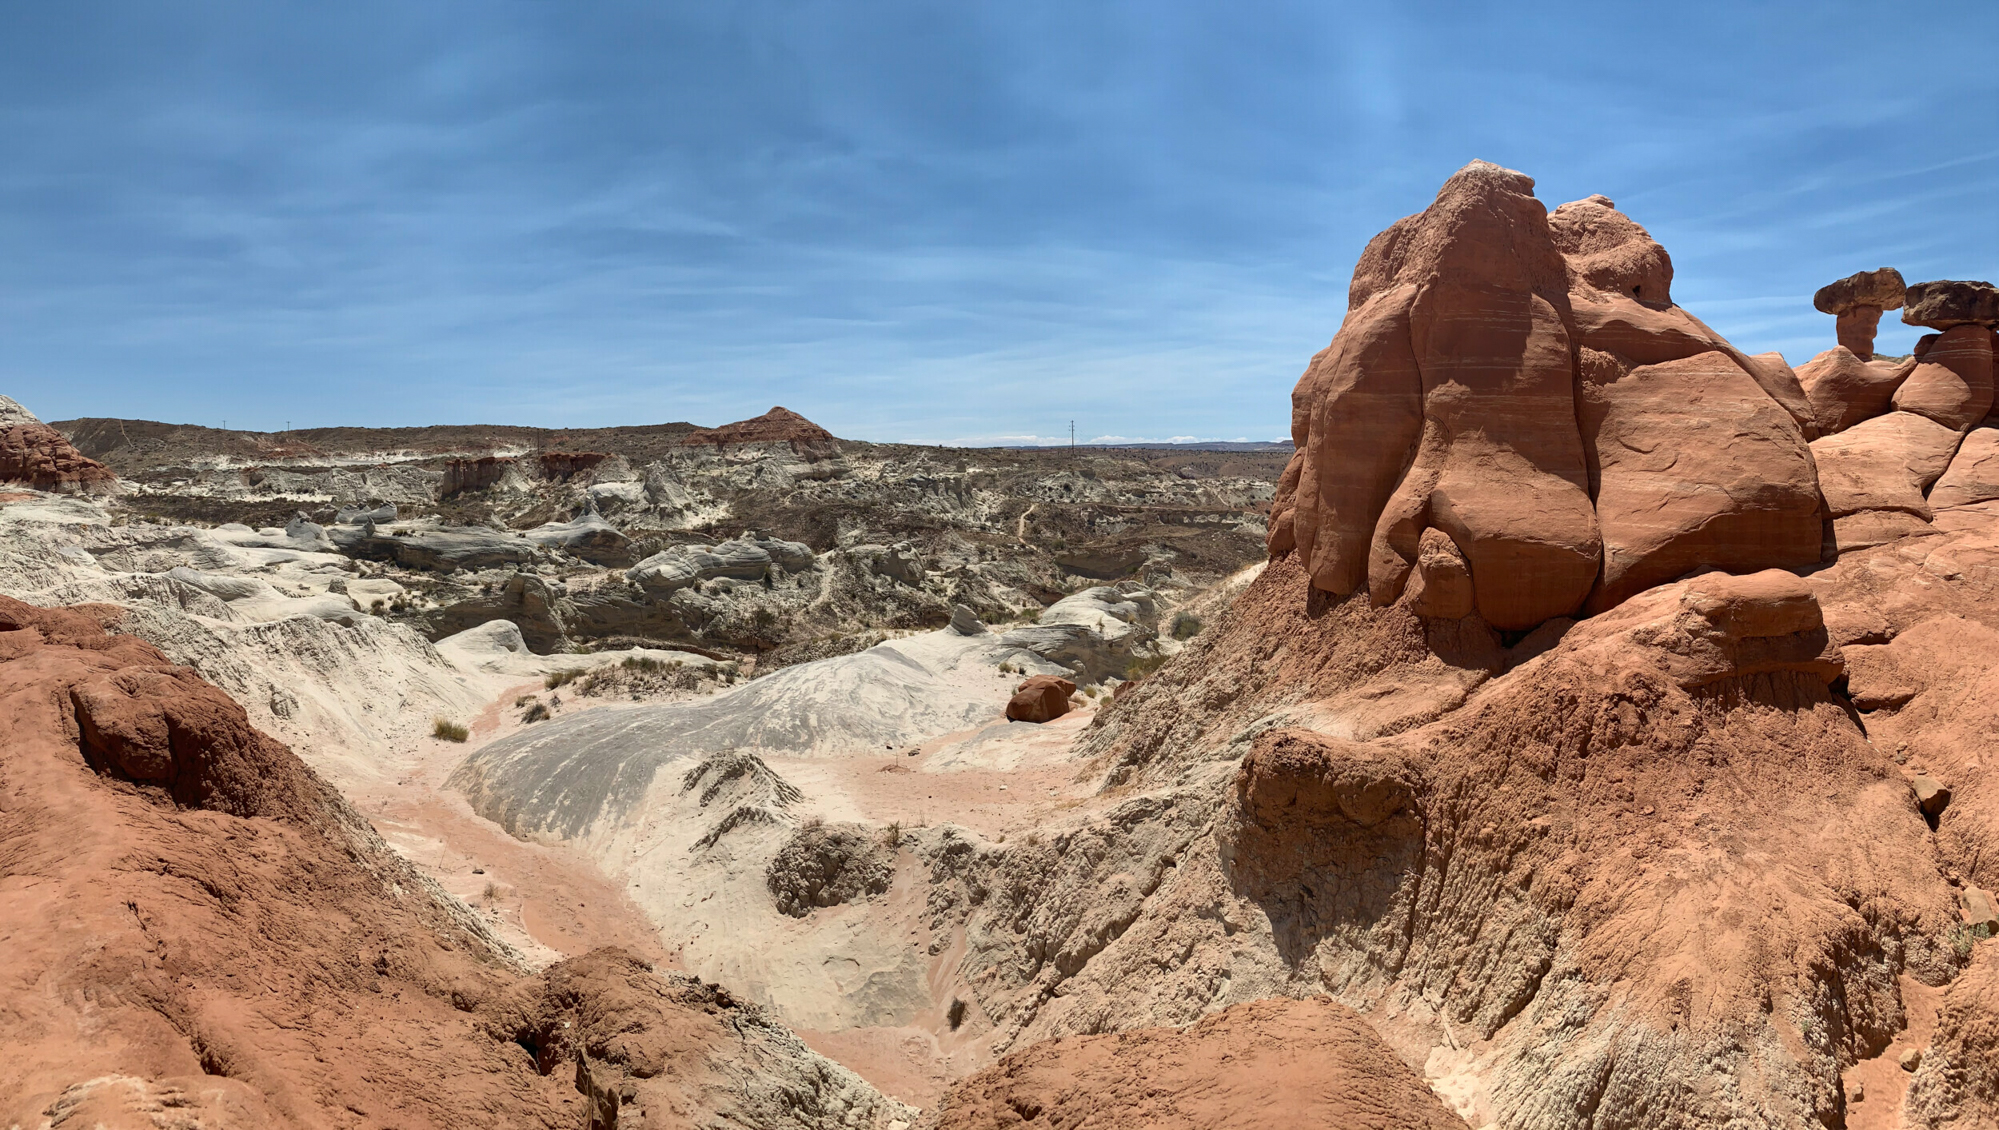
(683, 406), (837, 457)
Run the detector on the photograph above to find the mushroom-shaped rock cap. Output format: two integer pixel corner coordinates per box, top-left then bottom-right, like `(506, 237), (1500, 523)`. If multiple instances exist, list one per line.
(1813, 268), (1906, 315)
(1902, 279), (1999, 329)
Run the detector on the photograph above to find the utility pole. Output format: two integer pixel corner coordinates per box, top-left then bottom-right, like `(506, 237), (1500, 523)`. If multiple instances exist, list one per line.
(1070, 420), (1075, 448)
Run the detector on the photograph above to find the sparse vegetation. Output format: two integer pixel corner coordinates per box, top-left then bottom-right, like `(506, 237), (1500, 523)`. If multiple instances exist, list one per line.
(1124, 653), (1170, 681)
(520, 702), (549, 723)
(431, 718), (469, 742)
(882, 822), (901, 846)
(1171, 612), (1204, 640)
(545, 668), (585, 690)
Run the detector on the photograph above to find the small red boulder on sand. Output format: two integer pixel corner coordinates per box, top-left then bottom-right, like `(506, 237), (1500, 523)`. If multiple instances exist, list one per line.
(1006, 675), (1076, 723)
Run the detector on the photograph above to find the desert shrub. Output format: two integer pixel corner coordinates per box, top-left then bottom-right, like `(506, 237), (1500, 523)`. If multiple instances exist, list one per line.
(432, 718), (469, 742)
(520, 702), (549, 724)
(545, 668), (584, 690)
(1171, 612), (1204, 640)
(1124, 653), (1170, 681)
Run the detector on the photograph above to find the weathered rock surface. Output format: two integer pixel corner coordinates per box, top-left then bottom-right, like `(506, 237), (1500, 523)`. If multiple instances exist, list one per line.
(929, 996), (1468, 1130)
(1273, 163), (1822, 631)
(1577, 347), (1823, 612)
(997, 586), (1158, 681)
(768, 823), (897, 917)
(1005, 675), (1077, 723)
(522, 510), (633, 565)
(0, 595), (910, 1129)
(1814, 267), (1907, 359)
(0, 395), (116, 494)
(329, 521), (540, 572)
(629, 536), (814, 594)
(968, 551), (1965, 1130)
(1812, 409), (1963, 518)
(1932, 426), (1999, 508)
(1797, 347), (1916, 434)
(1894, 322), (1996, 432)
(1902, 279), (1999, 330)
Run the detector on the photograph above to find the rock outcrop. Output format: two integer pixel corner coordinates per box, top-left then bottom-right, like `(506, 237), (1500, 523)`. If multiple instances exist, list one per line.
(1808, 279), (1997, 550)
(1270, 163), (1820, 630)
(0, 395), (116, 495)
(1902, 279), (1999, 330)
(684, 406), (839, 458)
(1814, 267), (1906, 360)
(1005, 675), (1076, 723)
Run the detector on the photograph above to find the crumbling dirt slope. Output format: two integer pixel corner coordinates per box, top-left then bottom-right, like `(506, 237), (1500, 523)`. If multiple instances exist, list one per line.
(926, 996), (1468, 1130)
(0, 595), (910, 1129)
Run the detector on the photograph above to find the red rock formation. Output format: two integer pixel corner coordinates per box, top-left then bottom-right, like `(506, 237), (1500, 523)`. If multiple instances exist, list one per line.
(683, 406), (837, 455)
(1813, 267), (1906, 360)
(1797, 347), (1917, 435)
(1902, 279), (1999, 330)
(1271, 163), (1820, 630)
(1006, 675), (1076, 723)
(0, 404), (116, 494)
(1893, 323), (1995, 431)
(931, 996), (1468, 1130)
(0, 595), (900, 1128)
(440, 454), (514, 496)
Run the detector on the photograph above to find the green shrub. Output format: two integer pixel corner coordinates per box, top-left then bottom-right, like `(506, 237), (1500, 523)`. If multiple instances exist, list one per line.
(432, 718), (469, 742)
(545, 668), (585, 690)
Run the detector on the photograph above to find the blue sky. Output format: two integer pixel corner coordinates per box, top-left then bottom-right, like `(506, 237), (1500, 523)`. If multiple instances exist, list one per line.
(0, 3), (1993, 445)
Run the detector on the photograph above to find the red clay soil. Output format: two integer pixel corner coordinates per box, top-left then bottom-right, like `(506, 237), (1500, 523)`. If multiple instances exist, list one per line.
(928, 996), (1466, 1130)
(682, 406), (836, 450)
(0, 595), (887, 1129)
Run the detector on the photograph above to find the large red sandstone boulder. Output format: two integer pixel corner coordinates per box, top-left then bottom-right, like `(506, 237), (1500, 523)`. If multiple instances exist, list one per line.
(0, 395), (115, 494)
(1891, 322), (1995, 431)
(1901, 279), (1999, 329)
(1796, 347), (1915, 434)
(1931, 426), (1999, 508)
(1006, 675), (1076, 723)
(1577, 348), (1823, 612)
(1811, 410), (1963, 520)
(1272, 164), (1820, 630)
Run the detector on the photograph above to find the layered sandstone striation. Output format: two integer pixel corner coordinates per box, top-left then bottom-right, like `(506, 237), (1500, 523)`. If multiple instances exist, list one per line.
(1269, 163), (1821, 630)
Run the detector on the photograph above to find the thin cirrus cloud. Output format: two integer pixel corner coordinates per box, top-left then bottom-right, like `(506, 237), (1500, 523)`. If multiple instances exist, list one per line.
(0, 2), (1991, 445)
